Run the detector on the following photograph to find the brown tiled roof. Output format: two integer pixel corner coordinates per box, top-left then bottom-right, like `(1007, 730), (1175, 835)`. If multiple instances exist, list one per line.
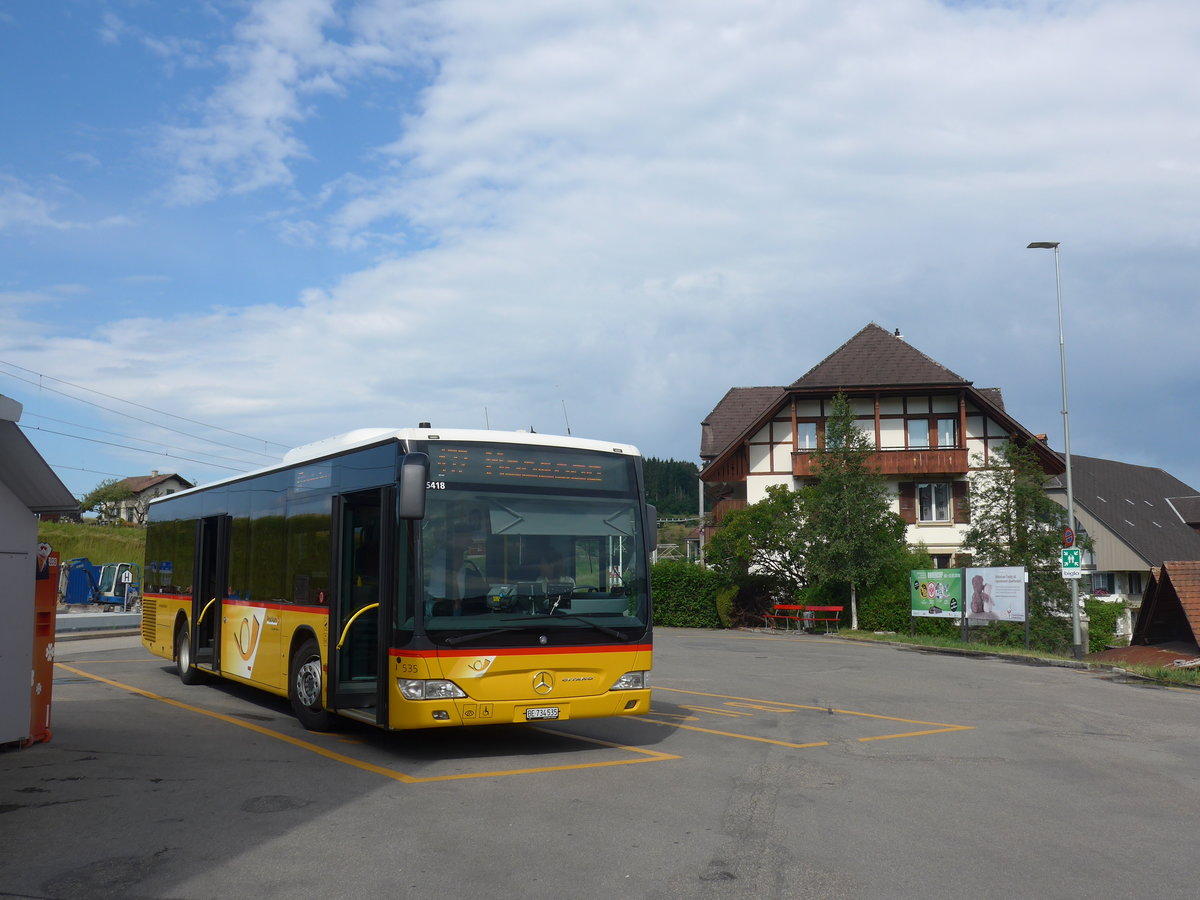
(699, 323), (1063, 478)
(700, 386), (785, 460)
(1064, 457), (1200, 566)
(1167, 561), (1200, 631)
(1135, 561), (1200, 645)
(977, 387), (1005, 411)
(790, 323), (970, 389)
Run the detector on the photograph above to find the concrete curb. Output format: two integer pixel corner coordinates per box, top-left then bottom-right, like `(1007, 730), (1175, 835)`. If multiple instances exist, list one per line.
(56, 629), (141, 642)
(55, 610), (140, 639)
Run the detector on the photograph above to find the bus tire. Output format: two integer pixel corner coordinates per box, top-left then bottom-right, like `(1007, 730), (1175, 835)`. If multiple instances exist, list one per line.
(289, 638), (337, 731)
(176, 623), (204, 685)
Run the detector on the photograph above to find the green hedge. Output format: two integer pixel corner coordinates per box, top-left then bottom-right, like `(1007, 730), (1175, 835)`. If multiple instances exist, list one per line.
(651, 560), (724, 628)
(1084, 598), (1125, 653)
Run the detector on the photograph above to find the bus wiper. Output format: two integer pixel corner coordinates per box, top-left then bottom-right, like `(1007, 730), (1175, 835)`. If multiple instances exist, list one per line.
(443, 616), (631, 646)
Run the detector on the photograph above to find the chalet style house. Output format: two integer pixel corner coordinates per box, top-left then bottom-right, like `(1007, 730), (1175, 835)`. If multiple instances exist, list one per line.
(699, 323), (1064, 567)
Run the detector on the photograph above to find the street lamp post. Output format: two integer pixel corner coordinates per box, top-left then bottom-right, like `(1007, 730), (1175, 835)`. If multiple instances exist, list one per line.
(1027, 241), (1083, 659)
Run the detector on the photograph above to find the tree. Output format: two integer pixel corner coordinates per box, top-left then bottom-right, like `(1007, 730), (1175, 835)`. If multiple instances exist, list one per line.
(801, 393), (907, 630)
(643, 457), (700, 517)
(703, 484), (809, 603)
(960, 441), (1072, 650)
(79, 478), (134, 523)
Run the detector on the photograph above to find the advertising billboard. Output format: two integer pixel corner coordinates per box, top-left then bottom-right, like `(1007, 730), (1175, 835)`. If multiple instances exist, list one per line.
(964, 566), (1027, 622)
(910, 569), (963, 618)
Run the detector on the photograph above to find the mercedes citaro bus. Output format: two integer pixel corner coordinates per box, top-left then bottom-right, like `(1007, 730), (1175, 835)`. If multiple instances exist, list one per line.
(141, 427), (654, 731)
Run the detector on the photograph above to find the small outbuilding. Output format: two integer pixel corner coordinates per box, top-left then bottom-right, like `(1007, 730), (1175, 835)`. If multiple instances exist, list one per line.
(1, 394), (78, 746)
(1132, 561), (1200, 648)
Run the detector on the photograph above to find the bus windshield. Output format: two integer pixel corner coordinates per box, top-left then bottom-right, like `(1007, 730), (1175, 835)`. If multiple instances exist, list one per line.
(418, 488), (649, 646)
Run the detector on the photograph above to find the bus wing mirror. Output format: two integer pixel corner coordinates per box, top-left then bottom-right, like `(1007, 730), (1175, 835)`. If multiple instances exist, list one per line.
(398, 453), (429, 520)
(647, 503), (657, 551)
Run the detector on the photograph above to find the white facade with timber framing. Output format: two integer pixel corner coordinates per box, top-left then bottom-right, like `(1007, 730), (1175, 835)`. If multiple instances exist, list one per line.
(699, 324), (1065, 565)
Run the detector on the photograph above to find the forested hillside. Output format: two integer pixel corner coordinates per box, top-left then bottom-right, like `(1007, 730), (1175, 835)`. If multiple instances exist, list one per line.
(642, 457), (700, 517)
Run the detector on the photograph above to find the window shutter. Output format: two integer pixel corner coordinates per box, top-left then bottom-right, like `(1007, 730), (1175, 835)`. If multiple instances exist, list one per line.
(898, 482), (916, 524)
(952, 480), (969, 524)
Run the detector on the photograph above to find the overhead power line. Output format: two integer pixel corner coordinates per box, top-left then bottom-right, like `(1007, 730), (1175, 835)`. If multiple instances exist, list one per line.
(21, 411), (271, 470)
(0, 362), (285, 462)
(20, 424), (248, 472)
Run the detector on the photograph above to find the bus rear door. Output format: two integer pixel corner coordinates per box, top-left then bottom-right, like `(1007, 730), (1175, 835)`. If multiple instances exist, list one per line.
(191, 515), (230, 673)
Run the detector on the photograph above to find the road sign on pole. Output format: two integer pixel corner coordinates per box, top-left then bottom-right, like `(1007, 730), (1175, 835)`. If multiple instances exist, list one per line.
(1063, 527), (1075, 548)
(1060, 548), (1082, 580)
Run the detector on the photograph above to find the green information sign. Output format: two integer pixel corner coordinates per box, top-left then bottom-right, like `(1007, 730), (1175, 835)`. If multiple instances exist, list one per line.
(910, 569), (963, 618)
(1061, 548), (1082, 579)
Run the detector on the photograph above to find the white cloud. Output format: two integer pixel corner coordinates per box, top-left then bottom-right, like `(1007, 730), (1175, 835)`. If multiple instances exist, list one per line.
(0, 176), (74, 231)
(7, 0), (1200, 491)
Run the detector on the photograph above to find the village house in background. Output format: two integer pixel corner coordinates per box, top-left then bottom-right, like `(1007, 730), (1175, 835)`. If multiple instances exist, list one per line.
(698, 323), (1064, 567)
(1048, 457), (1200, 639)
(111, 472), (194, 524)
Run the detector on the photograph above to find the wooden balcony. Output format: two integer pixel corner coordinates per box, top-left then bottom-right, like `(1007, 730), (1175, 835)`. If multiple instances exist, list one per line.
(792, 448), (968, 477)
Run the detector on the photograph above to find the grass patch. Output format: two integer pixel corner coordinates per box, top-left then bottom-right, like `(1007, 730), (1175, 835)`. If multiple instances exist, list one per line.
(38, 521), (145, 567)
(846, 630), (1068, 660)
(1118, 663), (1200, 687)
(841, 630), (1200, 688)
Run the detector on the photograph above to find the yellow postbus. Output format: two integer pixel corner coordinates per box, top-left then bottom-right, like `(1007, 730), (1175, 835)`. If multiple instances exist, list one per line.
(141, 427), (654, 731)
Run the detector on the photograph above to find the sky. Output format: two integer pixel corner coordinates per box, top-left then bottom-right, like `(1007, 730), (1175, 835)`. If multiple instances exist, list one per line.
(2, 0), (1199, 501)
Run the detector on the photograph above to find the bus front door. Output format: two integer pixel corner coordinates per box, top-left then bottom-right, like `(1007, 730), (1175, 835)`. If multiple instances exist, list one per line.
(329, 488), (393, 721)
(192, 515), (230, 672)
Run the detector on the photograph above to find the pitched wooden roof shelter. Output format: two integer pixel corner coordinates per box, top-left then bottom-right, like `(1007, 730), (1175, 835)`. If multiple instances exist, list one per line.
(1132, 561), (1200, 646)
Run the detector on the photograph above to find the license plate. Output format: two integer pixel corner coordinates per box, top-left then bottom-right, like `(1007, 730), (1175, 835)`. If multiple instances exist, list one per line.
(525, 706), (560, 721)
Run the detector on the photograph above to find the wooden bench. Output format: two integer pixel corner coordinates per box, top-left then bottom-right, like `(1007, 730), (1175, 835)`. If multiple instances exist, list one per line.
(803, 605), (843, 633)
(764, 604), (807, 631)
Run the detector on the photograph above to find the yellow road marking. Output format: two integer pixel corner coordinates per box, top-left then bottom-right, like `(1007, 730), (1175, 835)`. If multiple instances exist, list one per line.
(55, 663), (678, 782)
(649, 685), (974, 745)
(640, 715), (830, 749)
(680, 705), (754, 718)
(55, 658), (154, 664)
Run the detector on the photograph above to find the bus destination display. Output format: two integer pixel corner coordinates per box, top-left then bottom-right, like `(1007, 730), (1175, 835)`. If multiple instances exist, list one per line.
(427, 444), (630, 490)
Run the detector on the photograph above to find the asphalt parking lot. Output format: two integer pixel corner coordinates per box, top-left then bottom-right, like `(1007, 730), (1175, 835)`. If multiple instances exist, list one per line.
(3, 627), (1200, 899)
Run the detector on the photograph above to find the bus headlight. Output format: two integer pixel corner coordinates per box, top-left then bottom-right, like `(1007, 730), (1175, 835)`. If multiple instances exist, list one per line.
(609, 671), (647, 691)
(397, 679), (468, 700)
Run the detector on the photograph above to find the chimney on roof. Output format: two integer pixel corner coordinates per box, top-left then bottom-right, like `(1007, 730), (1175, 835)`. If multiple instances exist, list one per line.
(1035, 434), (1048, 443)
(894, 328), (903, 340)
(151, 470), (159, 477)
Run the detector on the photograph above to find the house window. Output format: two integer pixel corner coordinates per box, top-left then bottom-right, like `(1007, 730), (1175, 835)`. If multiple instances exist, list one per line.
(907, 419), (929, 449)
(937, 418), (959, 449)
(796, 422), (818, 451)
(1091, 573), (1115, 596)
(918, 483), (951, 522)
(1128, 572), (1143, 595)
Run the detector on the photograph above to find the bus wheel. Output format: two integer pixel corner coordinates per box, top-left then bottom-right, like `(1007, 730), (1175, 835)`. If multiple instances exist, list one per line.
(176, 623), (204, 685)
(289, 638), (337, 731)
